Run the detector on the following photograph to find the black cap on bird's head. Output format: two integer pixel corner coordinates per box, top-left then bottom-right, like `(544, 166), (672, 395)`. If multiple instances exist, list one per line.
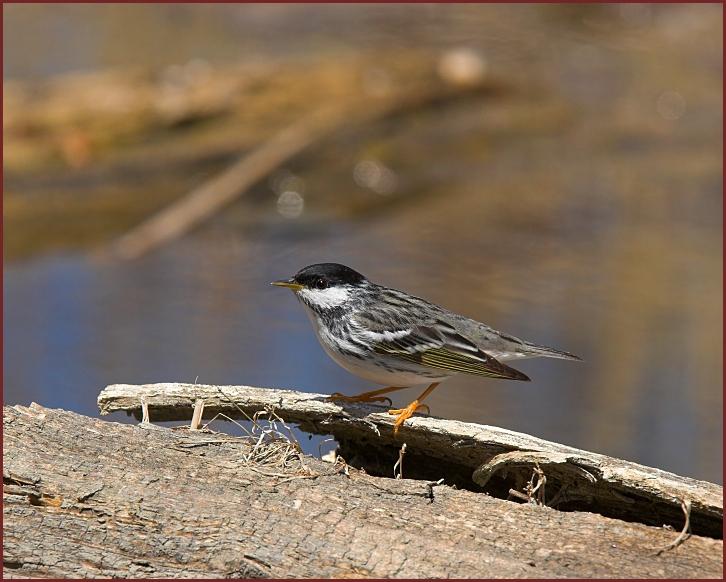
(271, 263), (367, 292)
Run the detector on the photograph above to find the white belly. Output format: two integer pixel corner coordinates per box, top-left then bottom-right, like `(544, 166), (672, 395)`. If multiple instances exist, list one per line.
(322, 341), (449, 386)
(304, 308), (449, 387)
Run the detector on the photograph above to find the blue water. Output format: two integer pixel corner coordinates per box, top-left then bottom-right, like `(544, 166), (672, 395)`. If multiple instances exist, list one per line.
(5, 212), (722, 483)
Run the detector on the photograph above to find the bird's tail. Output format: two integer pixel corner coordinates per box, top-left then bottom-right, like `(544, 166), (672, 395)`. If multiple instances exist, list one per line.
(522, 340), (582, 361)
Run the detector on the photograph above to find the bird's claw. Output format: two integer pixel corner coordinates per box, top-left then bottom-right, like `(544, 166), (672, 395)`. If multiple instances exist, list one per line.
(388, 400), (430, 434)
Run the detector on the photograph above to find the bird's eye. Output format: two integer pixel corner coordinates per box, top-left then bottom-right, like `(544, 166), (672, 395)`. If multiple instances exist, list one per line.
(314, 277), (328, 290)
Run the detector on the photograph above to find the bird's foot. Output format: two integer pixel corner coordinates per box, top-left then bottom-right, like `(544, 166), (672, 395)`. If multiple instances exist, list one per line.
(328, 391), (393, 407)
(388, 400), (430, 434)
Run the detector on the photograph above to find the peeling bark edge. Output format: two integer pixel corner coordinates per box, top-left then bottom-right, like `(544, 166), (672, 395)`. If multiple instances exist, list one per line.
(97, 382), (723, 538)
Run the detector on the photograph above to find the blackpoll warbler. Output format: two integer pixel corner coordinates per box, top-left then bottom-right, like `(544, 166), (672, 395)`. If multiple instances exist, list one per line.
(272, 263), (580, 433)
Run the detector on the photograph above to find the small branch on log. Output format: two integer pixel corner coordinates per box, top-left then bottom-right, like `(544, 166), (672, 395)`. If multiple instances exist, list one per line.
(97, 382), (723, 538)
(656, 499), (693, 556)
(394, 443), (407, 480)
(190, 399), (205, 430)
(4, 404), (723, 578)
(140, 395), (150, 424)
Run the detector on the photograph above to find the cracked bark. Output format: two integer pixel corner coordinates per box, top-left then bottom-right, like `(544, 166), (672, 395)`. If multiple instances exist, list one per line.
(98, 383), (723, 538)
(4, 403), (723, 578)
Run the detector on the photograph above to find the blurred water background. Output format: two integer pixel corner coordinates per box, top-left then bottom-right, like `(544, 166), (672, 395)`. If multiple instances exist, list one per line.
(3, 3), (722, 483)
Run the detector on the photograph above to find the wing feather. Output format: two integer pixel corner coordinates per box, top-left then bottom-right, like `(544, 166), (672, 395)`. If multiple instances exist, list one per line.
(371, 320), (530, 381)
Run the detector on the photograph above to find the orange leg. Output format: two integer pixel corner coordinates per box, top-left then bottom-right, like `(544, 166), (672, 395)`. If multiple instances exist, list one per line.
(328, 386), (409, 407)
(388, 382), (440, 434)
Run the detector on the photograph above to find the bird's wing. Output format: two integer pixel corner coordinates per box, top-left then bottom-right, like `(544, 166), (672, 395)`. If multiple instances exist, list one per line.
(360, 317), (530, 381)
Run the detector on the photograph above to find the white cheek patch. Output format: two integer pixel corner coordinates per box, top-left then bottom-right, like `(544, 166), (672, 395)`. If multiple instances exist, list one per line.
(298, 286), (352, 309)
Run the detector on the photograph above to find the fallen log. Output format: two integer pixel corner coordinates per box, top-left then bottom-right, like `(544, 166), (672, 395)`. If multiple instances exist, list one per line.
(4, 403), (723, 578)
(98, 383), (723, 540)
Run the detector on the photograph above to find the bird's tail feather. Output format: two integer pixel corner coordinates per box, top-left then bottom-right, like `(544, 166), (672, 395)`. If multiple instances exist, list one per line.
(523, 341), (582, 361)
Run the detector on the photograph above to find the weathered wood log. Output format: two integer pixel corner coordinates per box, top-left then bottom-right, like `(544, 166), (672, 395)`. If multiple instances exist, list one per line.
(4, 403), (723, 578)
(98, 383), (723, 540)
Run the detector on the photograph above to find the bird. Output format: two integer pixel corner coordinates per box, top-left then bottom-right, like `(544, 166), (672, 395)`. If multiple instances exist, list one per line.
(272, 263), (580, 433)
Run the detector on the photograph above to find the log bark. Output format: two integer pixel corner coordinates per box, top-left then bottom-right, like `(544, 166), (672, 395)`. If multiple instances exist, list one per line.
(97, 383), (723, 539)
(4, 403), (722, 578)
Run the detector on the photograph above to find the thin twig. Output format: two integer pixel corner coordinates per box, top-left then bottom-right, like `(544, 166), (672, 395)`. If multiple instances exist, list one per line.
(546, 484), (569, 508)
(202, 411), (243, 432)
(655, 499), (692, 556)
(528, 463), (547, 505)
(508, 489), (532, 502)
(394, 443), (407, 480)
(190, 399), (205, 430)
(140, 396), (150, 424)
(508, 463), (546, 506)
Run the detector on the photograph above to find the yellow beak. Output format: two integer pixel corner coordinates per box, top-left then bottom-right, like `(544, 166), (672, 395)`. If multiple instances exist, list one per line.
(271, 279), (304, 291)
